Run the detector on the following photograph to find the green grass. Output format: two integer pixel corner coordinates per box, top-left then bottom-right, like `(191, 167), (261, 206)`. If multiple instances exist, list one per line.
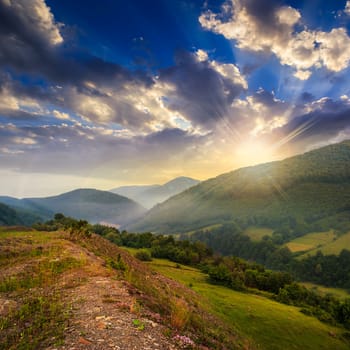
(0, 293), (68, 350)
(0, 229), (57, 241)
(301, 282), (350, 300)
(0, 229), (83, 349)
(300, 231), (350, 258)
(285, 230), (335, 253)
(243, 227), (274, 241)
(148, 258), (350, 350)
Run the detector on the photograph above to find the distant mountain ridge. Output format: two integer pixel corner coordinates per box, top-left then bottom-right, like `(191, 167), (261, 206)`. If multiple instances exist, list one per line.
(0, 189), (146, 226)
(0, 202), (23, 225)
(128, 140), (350, 233)
(110, 176), (200, 209)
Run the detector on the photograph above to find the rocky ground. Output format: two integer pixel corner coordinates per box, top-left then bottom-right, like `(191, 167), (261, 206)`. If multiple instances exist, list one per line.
(0, 230), (180, 350)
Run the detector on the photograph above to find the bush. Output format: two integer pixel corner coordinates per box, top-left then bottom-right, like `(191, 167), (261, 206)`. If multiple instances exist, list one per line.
(134, 250), (152, 262)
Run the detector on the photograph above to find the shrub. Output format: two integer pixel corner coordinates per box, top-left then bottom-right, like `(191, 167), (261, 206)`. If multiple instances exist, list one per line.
(135, 250), (152, 262)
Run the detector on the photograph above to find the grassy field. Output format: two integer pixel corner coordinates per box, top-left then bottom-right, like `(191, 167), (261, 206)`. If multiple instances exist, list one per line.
(146, 257), (350, 350)
(285, 230), (335, 253)
(298, 231), (350, 258)
(243, 227), (274, 241)
(301, 282), (350, 299)
(0, 229), (87, 349)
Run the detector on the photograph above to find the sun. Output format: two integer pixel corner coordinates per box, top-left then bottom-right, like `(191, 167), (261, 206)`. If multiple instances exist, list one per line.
(234, 138), (275, 166)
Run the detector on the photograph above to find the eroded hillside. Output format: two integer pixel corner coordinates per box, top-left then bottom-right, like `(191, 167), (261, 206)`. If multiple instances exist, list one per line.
(0, 227), (249, 350)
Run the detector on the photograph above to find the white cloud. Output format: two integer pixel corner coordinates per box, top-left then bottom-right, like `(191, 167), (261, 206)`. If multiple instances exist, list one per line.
(345, 1), (350, 16)
(2, 0), (63, 46)
(199, 0), (350, 79)
(13, 137), (37, 145)
(293, 70), (312, 81)
(199, 2), (300, 52)
(52, 110), (71, 120)
(228, 89), (291, 137)
(207, 58), (248, 89)
(195, 49), (248, 90)
(0, 86), (45, 115)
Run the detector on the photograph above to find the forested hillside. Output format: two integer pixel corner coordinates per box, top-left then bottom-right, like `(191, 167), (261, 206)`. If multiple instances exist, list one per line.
(129, 141), (350, 234)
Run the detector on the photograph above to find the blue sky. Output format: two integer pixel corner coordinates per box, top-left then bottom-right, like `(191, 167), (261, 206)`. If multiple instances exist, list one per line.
(0, 0), (350, 197)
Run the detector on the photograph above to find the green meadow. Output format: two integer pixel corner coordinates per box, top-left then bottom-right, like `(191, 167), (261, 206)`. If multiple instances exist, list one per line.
(299, 231), (350, 258)
(243, 226), (274, 241)
(147, 257), (350, 350)
(285, 230), (335, 253)
(301, 282), (350, 300)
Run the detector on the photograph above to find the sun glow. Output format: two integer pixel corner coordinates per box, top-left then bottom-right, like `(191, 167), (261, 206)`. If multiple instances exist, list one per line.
(235, 139), (276, 166)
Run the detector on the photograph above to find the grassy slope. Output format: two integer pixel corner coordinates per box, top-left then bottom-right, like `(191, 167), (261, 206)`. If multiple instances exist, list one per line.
(129, 140), (350, 233)
(2, 228), (350, 349)
(301, 282), (350, 300)
(299, 231), (350, 258)
(243, 227), (274, 241)
(0, 228), (252, 350)
(147, 257), (350, 350)
(285, 230), (336, 253)
(0, 228), (85, 349)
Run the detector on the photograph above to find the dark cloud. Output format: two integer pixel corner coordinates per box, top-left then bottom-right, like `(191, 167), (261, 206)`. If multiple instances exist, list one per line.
(159, 51), (245, 127)
(143, 127), (200, 146)
(0, 123), (205, 176)
(244, 0), (281, 26)
(299, 92), (315, 103)
(251, 88), (288, 115)
(0, 1), (159, 132)
(277, 98), (350, 145)
(251, 89), (276, 105)
(0, 1), (152, 89)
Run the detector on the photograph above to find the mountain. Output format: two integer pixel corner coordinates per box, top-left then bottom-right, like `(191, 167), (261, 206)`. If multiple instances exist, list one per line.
(1, 189), (146, 226)
(0, 202), (21, 225)
(110, 176), (200, 209)
(0, 196), (54, 221)
(110, 184), (160, 205)
(128, 140), (350, 233)
(0, 201), (44, 226)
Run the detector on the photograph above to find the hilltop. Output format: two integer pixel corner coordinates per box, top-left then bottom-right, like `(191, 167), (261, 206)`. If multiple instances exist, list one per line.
(111, 176), (200, 209)
(1, 224), (350, 350)
(0, 226), (252, 350)
(129, 140), (350, 234)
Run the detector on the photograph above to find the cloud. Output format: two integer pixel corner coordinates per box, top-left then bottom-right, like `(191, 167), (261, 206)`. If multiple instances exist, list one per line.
(0, 1), (248, 135)
(0, 75), (49, 120)
(0, 122), (207, 179)
(345, 1), (350, 16)
(159, 50), (247, 128)
(199, 0), (350, 79)
(0, 0), (153, 91)
(268, 96), (350, 152)
(0, 0), (63, 46)
(52, 110), (70, 120)
(224, 88), (291, 139)
(0, 0), (64, 75)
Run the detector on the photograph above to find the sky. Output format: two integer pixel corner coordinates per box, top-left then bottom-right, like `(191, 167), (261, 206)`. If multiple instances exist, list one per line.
(0, 0), (350, 197)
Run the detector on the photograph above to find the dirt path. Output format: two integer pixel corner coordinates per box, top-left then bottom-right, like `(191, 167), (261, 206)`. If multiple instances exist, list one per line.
(48, 241), (179, 350)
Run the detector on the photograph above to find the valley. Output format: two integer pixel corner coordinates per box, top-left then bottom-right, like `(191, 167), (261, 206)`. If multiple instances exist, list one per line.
(1, 140), (350, 349)
(146, 257), (349, 350)
(2, 1), (350, 349)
